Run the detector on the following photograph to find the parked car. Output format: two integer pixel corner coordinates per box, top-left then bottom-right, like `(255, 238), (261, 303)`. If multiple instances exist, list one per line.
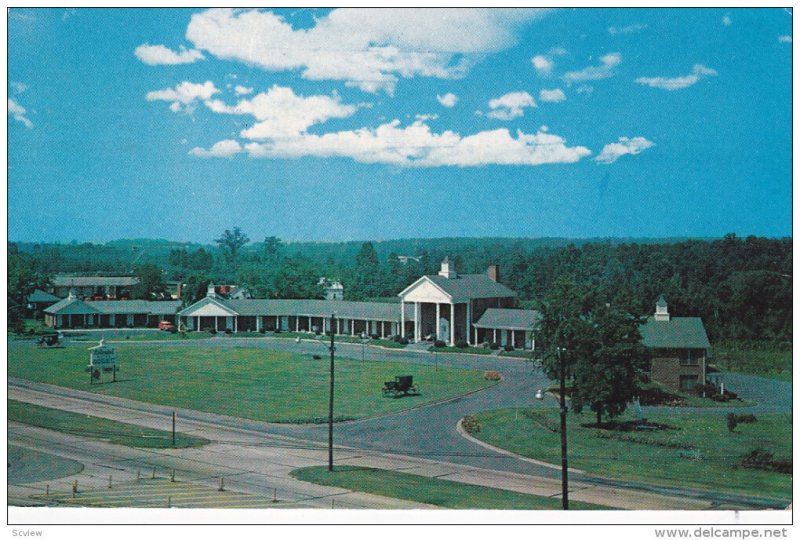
(158, 320), (176, 331)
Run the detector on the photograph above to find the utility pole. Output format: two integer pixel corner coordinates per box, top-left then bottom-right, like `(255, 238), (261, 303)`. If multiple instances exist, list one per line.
(328, 313), (336, 472)
(557, 346), (569, 510)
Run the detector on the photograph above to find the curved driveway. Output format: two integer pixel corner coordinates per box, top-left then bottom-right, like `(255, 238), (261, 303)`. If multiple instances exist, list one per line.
(12, 333), (792, 507)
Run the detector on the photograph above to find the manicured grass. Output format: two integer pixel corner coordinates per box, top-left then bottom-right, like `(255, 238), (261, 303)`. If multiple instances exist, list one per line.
(499, 349), (537, 358)
(8, 343), (494, 423)
(472, 408), (791, 502)
(72, 331), (215, 342)
(712, 342), (792, 382)
(429, 345), (492, 355)
(8, 400), (209, 449)
(8, 444), (84, 484)
(291, 466), (610, 509)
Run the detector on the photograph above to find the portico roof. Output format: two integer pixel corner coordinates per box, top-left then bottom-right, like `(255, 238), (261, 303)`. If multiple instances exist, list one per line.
(399, 274), (515, 302)
(474, 308), (541, 331)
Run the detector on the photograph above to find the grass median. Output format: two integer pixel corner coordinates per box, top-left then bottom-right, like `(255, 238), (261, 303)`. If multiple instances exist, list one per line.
(471, 408), (791, 503)
(291, 466), (611, 509)
(8, 400), (209, 448)
(8, 342), (494, 423)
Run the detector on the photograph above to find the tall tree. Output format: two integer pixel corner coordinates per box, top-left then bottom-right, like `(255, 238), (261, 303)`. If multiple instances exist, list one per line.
(131, 263), (167, 300)
(348, 242), (380, 300)
(8, 243), (47, 331)
(215, 227), (250, 264)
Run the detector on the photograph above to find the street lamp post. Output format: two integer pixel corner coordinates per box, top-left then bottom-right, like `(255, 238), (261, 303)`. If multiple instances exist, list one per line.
(557, 346), (569, 510)
(328, 313), (336, 472)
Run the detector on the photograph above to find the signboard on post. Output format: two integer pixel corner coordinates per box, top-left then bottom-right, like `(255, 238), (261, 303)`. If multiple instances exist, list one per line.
(88, 340), (118, 383)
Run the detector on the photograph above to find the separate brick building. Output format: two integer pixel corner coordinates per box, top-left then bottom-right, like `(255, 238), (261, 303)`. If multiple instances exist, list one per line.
(639, 296), (711, 391)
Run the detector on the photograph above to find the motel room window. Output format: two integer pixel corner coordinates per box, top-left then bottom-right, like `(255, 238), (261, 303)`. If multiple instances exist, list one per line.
(680, 349), (698, 366)
(679, 375), (698, 391)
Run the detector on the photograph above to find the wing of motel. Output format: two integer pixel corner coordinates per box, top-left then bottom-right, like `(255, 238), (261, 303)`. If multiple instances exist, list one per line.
(41, 259), (711, 392)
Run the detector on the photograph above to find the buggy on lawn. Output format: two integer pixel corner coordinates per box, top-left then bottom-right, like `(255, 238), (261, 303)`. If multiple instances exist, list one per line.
(382, 375), (420, 398)
(37, 333), (64, 348)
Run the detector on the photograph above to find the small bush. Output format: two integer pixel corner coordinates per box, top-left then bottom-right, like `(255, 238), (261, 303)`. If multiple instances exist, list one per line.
(258, 328), (266, 334)
(455, 340), (468, 348)
(736, 413), (757, 424)
(434, 339), (447, 348)
(483, 370), (501, 381)
(489, 342), (500, 350)
(273, 328), (281, 334)
(481, 341), (491, 349)
(224, 328), (232, 335)
(726, 413), (738, 432)
(209, 329), (217, 335)
(370, 333), (379, 340)
(504, 344), (514, 352)
(168, 326), (178, 334)
(398, 337), (409, 345)
(462, 414), (481, 434)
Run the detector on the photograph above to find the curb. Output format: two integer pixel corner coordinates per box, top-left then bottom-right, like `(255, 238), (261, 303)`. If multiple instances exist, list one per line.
(455, 417), (586, 475)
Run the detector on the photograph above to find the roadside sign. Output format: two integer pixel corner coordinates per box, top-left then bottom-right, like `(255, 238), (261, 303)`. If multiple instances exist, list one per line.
(89, 344), (117, 367)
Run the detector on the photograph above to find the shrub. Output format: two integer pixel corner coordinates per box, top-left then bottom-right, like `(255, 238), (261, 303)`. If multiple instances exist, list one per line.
(434, 339), (447, 348)
(209, 329), (217, 335)
(168, 326), (177, 334)
(455, 340), (468, 348)
(483, 370), (501, 381)
(398, 337), (409, 345)
(273, 328), (281, 334)
(736, 414), (757, 424)
(481, 341), (491, 349)
(726, 413), (738, 432)
(462, 415), (481, 434)
(225, 328), (232, 335)
(370, 334), (379, 340)
(504, 344), (514, 352)
(489, 342), (500, 350)
(259, 328), (266, 334)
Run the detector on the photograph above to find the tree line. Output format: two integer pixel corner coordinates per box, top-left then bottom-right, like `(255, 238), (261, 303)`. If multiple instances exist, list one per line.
(9, 232), (791, 343)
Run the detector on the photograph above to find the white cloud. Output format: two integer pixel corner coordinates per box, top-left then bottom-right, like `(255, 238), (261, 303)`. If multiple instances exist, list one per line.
(146, 81), (220, 113)
(203, 85), (357, 140)
(608, 23), (647, 35)
(779, 35), (792, 43)
(135, 44), (205, 65)
(184, 8), (549, 94)
(576, 85), (594, 95)
(234, 85), (253, 96)
(595, 136), (654, 164)
(436, 92), (458, 107)
(722, 15), (732, 27)
(539, 88), (566, 103)
(11, 82), (27, 95)
(189, 139), (242, 158)
(531, 54), (554, 76)
(562, 53), (621, 84)
(8, 98), (33, 128)
(635, 64), (717, 91)
(240, 120), (590, 167)
(487, 91), (536, 120)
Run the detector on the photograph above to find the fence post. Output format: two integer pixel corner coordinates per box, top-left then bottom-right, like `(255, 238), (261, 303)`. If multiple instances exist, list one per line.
(170, 469), (175, 482)
(272, 488), (277, 502)
(218, 478), (224, 492)
(108, 475), (112, 489)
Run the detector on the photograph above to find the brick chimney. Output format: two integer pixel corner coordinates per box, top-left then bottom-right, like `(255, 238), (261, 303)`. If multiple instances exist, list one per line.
(487, 265), (500, 283)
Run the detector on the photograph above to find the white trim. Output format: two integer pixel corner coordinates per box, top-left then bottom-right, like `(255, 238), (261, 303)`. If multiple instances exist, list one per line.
(397, 276), (453, 301)
(178, 296), (239, 317)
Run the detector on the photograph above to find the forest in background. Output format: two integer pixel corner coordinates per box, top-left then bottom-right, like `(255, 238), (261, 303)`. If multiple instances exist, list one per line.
(9, 233), (792, 344)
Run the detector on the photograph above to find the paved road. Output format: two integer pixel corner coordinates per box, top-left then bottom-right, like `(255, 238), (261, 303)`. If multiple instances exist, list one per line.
(9, 335), (793, 509)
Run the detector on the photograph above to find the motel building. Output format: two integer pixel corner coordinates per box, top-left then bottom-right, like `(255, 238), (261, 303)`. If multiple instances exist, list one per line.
(42, 260), (539, 350)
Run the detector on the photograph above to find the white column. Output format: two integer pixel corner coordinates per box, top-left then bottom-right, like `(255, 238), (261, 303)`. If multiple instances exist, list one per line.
(351, 320), (356, 336)
(256, 316), (261, 332)
(414, 302), (420, 342)
(400, 302), (405, 337)
(474, 326), (478, 345)
(381, 322), (385, 339)
(493, 328), (497, 343)
(235, 317), (238, 333)
(449, 303), (455, 346)
(215, 317), (219, 332)
(466, 301), (472, 345)
(296, 317), (299, 332)
(309, 316), (312, 332)
(435, 303), (441, 340)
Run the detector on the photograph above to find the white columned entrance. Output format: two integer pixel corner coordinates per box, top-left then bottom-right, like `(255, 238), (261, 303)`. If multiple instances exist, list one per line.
(400, 303), (405, 337)
(449, 303), (455, 346)
(435, 303), (441, 340)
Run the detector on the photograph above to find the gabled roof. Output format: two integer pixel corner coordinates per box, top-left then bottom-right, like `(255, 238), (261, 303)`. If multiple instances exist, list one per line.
(50, 275), (139, 287)
(639, 317), (710, 349)
(46, 298), (180, 316)
(474, 308), (541, 330)
(27, 289), (60, 303)
(177, 296), (239, 317)
(425, 274), (515, 300)
(44, 297), (100, 315)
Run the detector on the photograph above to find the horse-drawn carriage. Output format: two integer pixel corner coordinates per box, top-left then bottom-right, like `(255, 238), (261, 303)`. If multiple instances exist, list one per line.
(382, 375), (420, 398)
(37, 332), (64, 348)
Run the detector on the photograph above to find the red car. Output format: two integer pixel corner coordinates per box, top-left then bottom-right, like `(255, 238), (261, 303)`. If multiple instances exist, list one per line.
(158, 320), (176, 331)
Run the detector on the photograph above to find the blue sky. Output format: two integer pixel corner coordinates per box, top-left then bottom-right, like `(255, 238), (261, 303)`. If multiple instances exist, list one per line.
(7, 8), (793, 243)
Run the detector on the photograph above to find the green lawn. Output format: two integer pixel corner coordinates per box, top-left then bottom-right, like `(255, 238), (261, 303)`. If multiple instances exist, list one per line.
(8, 444), (84, 484)
(712, 342), (792, 382)
(472, 408), (791, 502)
(8, 343), (493, 423)
(291, 466), (610, 509)
(8, 400), (209, 449)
